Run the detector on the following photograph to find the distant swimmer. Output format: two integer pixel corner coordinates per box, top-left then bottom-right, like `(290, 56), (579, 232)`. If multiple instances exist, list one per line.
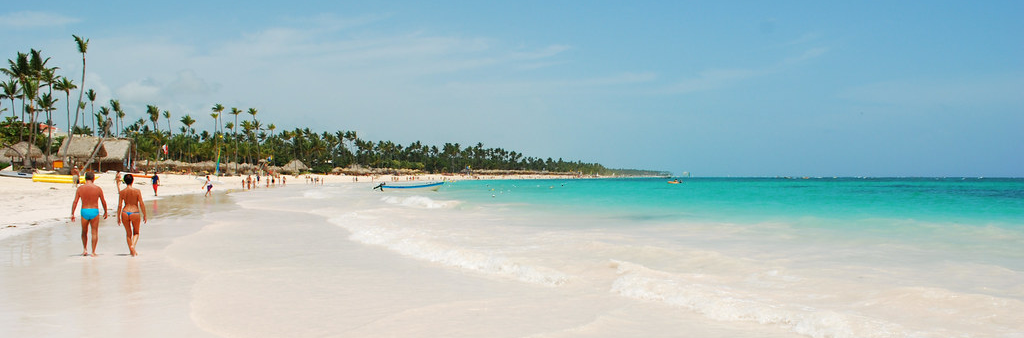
(117, 174), (148, 256)
(71, 171), (108, 257)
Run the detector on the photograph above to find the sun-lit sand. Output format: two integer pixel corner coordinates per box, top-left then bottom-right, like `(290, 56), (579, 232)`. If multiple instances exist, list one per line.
(0, 169), (583, 240)
(0, 169), (618, 337)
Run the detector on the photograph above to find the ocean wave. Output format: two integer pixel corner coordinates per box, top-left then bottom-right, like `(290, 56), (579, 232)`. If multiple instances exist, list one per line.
(380, 195), (460, 209)
(608, 260), (920, 338)
(329, 214), (568, 286)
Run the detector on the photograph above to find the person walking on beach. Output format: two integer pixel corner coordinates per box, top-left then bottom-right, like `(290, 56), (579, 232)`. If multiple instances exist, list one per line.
(114, 171), (123, 192)
(117, 174), (147, 256)
(203, 176), (213, 197)
(151, 172), (160, 196)
(71, 171), (108, 257)
(71, 166), (80, 187)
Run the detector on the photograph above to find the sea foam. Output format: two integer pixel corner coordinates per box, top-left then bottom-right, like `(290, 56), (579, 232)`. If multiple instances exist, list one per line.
(609, 260), (920, 338)
(329, 213), (569, 286)
(380, 195), (460, 209)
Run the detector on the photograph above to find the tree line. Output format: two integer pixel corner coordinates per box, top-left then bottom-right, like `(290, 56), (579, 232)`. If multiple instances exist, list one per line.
(1, 36), (665, 177)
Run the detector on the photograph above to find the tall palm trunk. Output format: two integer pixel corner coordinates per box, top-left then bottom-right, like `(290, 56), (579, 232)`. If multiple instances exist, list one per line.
(21, 81), (38, 168)
(65, 36), (89, 163)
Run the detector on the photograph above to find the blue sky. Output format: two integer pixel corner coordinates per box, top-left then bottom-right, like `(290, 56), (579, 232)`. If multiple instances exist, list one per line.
(1, 1), (1021, 176)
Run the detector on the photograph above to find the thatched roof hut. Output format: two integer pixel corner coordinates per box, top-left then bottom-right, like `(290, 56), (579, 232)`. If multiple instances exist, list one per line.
(57, 136), (104, 159)
(196, 161), (217, 171)
(4, 141), (43, 159)
(56, 137), (137, 171)
(98, 138), (132, 165)
(281, 159), (308, 174)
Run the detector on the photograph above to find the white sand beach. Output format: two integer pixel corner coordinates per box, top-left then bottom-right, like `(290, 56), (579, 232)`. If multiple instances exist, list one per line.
(3, 173), (1021, 337)
(0, 170), (580, 241)
(3, 172), (705, 338)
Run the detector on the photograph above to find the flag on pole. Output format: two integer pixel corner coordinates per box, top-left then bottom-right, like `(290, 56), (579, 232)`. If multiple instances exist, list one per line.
(161, 144), (168, 155)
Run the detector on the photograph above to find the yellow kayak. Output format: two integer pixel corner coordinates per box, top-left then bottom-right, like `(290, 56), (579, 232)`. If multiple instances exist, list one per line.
(32, 173), (98, 184)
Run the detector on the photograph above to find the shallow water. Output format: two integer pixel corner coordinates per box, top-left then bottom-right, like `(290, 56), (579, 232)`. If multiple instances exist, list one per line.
(315, 178), (1024, 337)
(3, 179), (1022, 337)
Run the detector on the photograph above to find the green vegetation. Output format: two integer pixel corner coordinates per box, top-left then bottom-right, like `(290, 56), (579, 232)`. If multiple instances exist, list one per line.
(2, 36), (663, 176)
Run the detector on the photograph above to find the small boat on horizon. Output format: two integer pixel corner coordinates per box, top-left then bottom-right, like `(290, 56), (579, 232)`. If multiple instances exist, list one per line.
(667, 179), (681, 184)
(373, 181), (445, 191)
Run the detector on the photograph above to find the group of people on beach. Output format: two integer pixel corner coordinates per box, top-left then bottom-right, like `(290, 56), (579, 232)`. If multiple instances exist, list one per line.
(70, 171), (147, 257)
(306, 175), (325, 185)
(241, 174), (286, 190)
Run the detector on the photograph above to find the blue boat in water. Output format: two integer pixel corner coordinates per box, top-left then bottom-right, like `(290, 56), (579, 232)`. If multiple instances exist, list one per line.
(373, 181), (445, 191)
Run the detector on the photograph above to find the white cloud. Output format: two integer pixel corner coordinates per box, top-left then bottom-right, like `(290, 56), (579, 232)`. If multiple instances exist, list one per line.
(0, 11), (80, 28)
(783, 47), (828, 65)
(116, 78), (161, 103)
(662, 47), (828, 94)
(30, 13), (629, 142)
(664, 68), (763, 94)
(167, 70), (218, 97)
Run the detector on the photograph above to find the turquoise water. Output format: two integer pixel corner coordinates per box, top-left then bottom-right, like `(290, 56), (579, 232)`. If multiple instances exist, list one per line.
(442, 177), (1024, 227)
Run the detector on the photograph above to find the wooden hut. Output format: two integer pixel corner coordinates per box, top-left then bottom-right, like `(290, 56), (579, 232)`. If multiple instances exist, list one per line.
(58, 136), (103, 167)
(57, 137), (135, 172)
(281, 159), (309, 174)
(4, 141), (43, 167)
(97, 138), (133, 172)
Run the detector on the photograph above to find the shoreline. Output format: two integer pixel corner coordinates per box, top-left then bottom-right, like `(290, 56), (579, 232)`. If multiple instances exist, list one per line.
(0, 169), (602, 241)
(2, 175), (1019, 337)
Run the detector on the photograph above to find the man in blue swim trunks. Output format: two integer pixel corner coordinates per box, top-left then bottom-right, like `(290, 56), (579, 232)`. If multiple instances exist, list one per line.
(71, 171), (108, 257)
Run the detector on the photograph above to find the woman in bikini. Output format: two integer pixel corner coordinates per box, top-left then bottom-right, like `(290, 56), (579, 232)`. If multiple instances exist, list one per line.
(117, 174), (148, 256)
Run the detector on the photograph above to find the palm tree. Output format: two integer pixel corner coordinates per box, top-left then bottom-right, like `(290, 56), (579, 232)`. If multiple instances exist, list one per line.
(239, 120), (253, 164)
(53, 77), (76, 156)
(246, 108), (258, 162)
(1, 80), (19, 121)
(3, 52), (32, 144)
(146, 105), (160, 133)
(116, 109), (126, 137)
(97, 106), (110, 137)
(230, 107), (241, 167)
(247, 108), (257, 126)
(34, 51), (58, 99)
(86, 89), (96, 135)
(163, 110), (171, 137)
(211, 104), (224, 133)
(210, 104), (225, 163)
(267, 123), (276, 164)
(251, 119), (262, 164)
(20, 79), (39, 167)
(109, 99), (122, 137)
(36, 92), (57, 164)
(72, 35), (88, 140)
(180, 114), (196, 161)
